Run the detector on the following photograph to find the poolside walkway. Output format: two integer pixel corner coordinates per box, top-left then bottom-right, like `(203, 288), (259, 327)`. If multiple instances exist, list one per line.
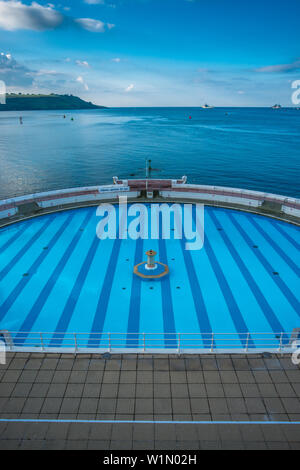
(0, 352), (300, 450)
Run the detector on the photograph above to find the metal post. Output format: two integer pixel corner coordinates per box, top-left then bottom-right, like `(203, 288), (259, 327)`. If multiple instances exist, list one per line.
(245, 332), (250, 352)
(143, 333), (146, 352)
(145, 159), (151, 178)
(40, 332), (44, 352)
(109, 333), (111, 353)
(210, 332), (214, 352)
(74, 333), (77, 354)
(178, 333), (180, 354)
(279, 332), (283, 352)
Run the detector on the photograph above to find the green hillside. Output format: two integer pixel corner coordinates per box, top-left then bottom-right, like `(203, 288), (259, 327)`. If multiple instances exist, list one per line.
(0, 93), (107, 111)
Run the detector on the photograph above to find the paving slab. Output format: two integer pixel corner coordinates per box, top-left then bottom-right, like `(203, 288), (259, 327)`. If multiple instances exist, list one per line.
(0, 352), (299, 449)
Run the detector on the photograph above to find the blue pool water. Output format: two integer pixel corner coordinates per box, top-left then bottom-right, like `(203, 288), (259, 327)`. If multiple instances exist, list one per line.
(0, 107), (300, 200)
(0, 204), (299, 349)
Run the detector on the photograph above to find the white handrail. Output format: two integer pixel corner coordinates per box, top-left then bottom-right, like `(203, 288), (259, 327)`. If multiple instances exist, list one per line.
(2, 330), (296, 354)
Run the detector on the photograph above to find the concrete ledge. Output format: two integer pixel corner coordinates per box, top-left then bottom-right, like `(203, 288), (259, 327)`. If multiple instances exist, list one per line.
(0, 180), (300, 227)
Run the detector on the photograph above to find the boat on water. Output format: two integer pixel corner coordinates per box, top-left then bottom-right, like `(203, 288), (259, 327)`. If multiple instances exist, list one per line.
(201, 104), (214, 109)
(271, 104), (282, 109)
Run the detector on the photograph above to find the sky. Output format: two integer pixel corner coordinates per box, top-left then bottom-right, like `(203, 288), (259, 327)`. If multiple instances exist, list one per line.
(0, 0), (300, 106)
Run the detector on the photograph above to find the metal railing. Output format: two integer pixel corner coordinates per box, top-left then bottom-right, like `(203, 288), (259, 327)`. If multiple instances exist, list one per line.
(2, 331), (296, 354)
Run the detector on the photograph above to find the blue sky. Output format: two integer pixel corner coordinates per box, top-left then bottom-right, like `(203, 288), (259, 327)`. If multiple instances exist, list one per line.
(0, 0), (300, 106)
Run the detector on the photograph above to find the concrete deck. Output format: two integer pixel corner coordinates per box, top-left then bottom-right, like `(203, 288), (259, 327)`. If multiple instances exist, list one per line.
(0, 352), (300, 449)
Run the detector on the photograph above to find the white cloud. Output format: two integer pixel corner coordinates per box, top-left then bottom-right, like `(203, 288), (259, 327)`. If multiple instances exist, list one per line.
(0, 52), (72, 91)
(0, 1), (114, 34)
(76, 17), (106, 32)
(0, 52), (35, 86)
(237, 90), (245, 94)
(112, 57), (121, 62)
(255, 59), (300, 74)
(0, 1), (63, 31)
(76, 75), (89, 90)
(84, 0), (116, 7)
(76, 60), (90, 67)
(125, 83), (134, 92)
(84, 0), (105, 4)
(1, 52), (12, 60)
(35, 69), (59, 76)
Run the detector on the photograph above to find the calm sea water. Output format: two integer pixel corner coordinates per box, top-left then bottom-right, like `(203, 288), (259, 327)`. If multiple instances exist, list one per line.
(0, 107), (299, 200)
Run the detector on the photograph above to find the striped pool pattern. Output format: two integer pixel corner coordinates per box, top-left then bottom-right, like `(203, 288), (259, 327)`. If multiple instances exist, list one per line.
(0, 204), (299, 349)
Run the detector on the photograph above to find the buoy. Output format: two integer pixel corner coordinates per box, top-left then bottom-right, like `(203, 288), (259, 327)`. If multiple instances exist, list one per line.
(189, 116), (192, 119)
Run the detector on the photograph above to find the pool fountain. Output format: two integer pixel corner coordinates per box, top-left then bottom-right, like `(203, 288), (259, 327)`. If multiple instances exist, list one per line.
(133, 249), (169, 280)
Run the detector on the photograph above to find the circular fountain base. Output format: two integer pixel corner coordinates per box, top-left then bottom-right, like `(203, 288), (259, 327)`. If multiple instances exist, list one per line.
(133, 261), (169, 280)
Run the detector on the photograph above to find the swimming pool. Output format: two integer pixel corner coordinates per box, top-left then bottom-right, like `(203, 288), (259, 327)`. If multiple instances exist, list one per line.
(0, 204), (299, 352)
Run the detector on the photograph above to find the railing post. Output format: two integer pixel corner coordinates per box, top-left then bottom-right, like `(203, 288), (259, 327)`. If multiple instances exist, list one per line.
(143, 333), (146, 353)
(108, 333), (111, 353)
(245, 332), (250, 352)
(279, 332), (283, 352)
(178, 333), (180, 354)
(40, 332), (44, 352)
(210, 332), (214, 353)
(74, 333), (77, 354)
(0, 330), (14, 351)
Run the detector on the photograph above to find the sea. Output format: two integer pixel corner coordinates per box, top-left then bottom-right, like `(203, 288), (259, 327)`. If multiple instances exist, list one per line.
(0, 107), (299, 200)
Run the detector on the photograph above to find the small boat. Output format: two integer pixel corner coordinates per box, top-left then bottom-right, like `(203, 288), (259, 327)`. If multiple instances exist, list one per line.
(271, 104), (282, 109)
(201, 104), (214, 109)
